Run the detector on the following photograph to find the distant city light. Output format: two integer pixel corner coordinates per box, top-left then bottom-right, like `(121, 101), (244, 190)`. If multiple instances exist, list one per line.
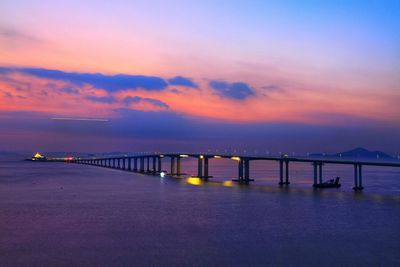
(160, 171), (166, 178)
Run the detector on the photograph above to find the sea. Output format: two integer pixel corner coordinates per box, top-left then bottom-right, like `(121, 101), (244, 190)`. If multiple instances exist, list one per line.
(1, 158), (400, 266)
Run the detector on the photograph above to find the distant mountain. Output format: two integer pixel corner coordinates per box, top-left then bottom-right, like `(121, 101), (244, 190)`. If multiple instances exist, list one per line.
(334, 147), (393, 159)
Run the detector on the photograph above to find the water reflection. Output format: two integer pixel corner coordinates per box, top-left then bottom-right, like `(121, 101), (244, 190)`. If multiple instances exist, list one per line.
(179, 175), (400, 204)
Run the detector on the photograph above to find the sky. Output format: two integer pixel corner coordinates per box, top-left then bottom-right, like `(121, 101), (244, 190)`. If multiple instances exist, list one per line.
(0, 0), (399, 155)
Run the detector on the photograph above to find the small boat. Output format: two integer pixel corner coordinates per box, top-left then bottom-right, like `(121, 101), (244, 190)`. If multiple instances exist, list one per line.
(313, 177), (341, 188)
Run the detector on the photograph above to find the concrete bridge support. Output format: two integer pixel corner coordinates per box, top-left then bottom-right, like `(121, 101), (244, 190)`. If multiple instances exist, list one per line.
(234, 159), (253, 184)
(203, 157), (209, 180)
(152, 157), (157, 174)
(312, 162), (324, 186)
(279, 160), (290, 185)
(134, 158), (138, 172)
(157, 157), (162, 173)
(177, 157), (181, 176)
(140, 157), (145, 173)
(353, 164), (364, 191)
(197, 157), (203, 178)
(170, 157), (175, 176)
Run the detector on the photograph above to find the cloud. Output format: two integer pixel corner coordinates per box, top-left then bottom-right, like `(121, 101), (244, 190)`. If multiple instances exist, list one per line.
(168, 76), (198, 88)
(0, 67), (169, 92)
(62, 87), (79, 94)
(123, 96), (169, 109)
(0, 26), (40, 43)
(209, 80), (255, 100)
(261, 85), (282, 92)
(85, 95), (116, 103)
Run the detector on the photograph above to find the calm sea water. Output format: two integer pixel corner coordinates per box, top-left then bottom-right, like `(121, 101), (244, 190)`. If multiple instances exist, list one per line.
(1, 158), (400, 266)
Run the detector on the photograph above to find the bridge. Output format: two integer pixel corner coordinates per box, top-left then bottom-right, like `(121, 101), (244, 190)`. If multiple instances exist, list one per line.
(70, 153), (400, 191)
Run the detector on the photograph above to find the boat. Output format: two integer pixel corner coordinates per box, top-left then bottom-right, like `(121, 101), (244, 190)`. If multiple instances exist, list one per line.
(313, 177), (341, 188)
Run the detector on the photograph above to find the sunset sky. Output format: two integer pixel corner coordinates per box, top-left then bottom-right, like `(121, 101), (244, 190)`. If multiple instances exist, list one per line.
(1, 0), (399, 154)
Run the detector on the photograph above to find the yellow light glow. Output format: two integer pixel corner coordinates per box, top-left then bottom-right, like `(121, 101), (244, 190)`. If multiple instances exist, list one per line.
(222, 181), (233, 187)
(33, 152), (44, 158)
(231, 156), (241, 161)
(213, 155), (222, 158)
(186, 177), (203, 186)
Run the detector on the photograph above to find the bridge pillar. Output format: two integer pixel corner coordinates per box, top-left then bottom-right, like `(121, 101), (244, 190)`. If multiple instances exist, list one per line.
(128, 158), (132, 171)
(170, 157), (175, 176)
(134, 158), (138, 172)
(285, 160), (290, 184)
(279, 160), (290, 185)
(197, 157), (203, 178)
(318, 163), (323, 184)
(140, 157), (145, 173)
(244, 159), (250, 184)
(146, 157), (150, 173)
(238, 159), (244, 182)
(313, 162), (318, 185)
(353, 164), (364, 191)
(157, 157), (162, 173)
(177, 157), (181, 176)
(152, 157), (156, 174)
(122, 158), (126, 170)
(203, 157), (209, 181)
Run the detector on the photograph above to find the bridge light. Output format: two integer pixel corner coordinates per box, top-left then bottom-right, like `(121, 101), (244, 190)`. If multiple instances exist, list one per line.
(231, 156), (240, 161)
(199, 155), (204, 159)
(213, 155), (222, 158)
(160, 171), (166, 178)
(160, 155), (164, 158)
(179, 154), (189, 158)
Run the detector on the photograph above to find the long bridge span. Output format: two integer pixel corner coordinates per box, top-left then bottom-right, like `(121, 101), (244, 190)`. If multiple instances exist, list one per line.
(70, 153), (400, 191)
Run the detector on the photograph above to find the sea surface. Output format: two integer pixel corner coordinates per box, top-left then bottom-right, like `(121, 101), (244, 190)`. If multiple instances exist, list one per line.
(1, 158), (400, 266)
